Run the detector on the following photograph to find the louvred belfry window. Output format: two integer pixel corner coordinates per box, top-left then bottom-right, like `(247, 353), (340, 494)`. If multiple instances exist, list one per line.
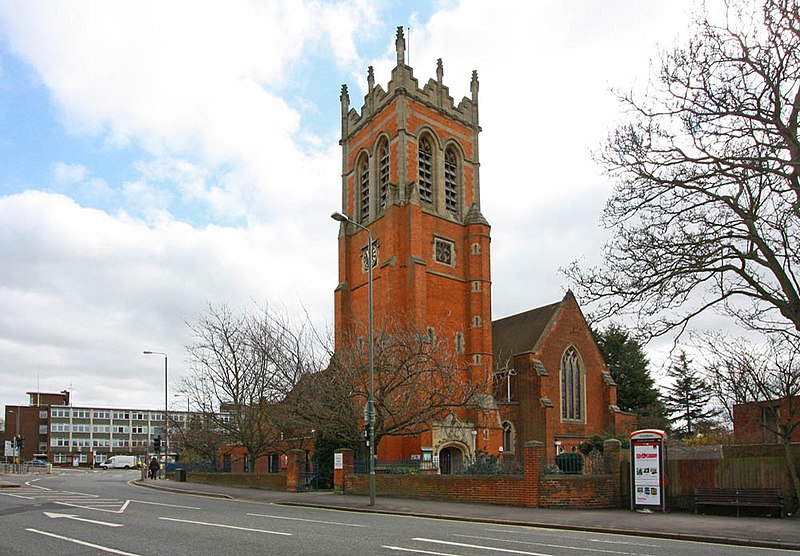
(444, 147), (458, 214)
(358, 156), (370, 223)
(378, 140), (389, 210)
(418, 136), (433, 204)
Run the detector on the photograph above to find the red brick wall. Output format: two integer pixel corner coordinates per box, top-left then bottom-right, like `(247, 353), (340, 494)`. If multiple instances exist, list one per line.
(539, 475), (619, 508)
(184, 472), (286, 490)
(343, 440), (621, 509)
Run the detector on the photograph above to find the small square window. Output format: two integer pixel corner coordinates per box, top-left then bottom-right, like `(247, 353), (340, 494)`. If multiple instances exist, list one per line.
(434, 238), (454, 266)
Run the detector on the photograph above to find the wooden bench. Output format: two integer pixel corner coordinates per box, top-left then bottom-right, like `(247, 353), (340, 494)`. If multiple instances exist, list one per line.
(693, 488), (784, 518)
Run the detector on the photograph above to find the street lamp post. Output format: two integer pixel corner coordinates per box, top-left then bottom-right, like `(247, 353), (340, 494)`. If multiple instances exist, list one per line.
(8, 409), (20, 463)
(331, 211), (375, 506)
(143, 350), (168, 477)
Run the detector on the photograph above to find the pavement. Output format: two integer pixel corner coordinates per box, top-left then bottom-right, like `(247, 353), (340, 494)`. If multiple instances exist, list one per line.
(127, 478), (800, 551)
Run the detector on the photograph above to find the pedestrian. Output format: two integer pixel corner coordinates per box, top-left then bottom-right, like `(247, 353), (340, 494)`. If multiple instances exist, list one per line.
(148, 456), (159, 480)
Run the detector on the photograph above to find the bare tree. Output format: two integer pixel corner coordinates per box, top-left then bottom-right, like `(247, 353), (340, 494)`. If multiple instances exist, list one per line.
(566, 0), (800, 341)
(169, 412), (227, 471)
(699, 333), (800, 504)
(299, 318), (487, 454)
(181, 303), (325, 471)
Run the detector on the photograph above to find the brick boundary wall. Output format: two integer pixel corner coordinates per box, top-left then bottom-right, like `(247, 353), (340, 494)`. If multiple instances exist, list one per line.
(181, 471), (287, 490)
(340, 439), (622, 509)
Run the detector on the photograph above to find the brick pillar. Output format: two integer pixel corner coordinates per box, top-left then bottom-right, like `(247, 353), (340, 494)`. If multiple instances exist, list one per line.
(285, 449), (306, 492)
(333, 448), (354, 494)
(523, 441), (543, 507)
(603, 438), (622, 507)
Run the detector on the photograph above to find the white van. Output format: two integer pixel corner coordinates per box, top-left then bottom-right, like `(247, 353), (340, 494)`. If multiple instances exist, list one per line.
(101, 455), (136, 470)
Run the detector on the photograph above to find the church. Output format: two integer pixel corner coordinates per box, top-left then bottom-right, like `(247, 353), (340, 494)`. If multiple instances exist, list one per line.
(333, 28), (633, 473)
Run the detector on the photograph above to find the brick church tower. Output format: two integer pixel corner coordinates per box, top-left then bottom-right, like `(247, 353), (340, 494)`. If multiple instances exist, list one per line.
(334, 28), (498, 465)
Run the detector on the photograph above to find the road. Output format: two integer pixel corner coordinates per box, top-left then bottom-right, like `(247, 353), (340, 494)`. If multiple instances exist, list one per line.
(0, 469), (794, 555)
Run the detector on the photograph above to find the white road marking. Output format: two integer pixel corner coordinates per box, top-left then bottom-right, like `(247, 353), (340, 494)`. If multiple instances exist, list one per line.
(383, 546), (460, 555)
(159, 517), (292, 536)
(454, 534), (652, 555)
(55, 500), (128, 513)
(26, 528), (140, 555)
(130, 499), (200, 509)
(247, 512), (366, 527)
(413, 537), (554, 555)
(44, 511), (124, 528)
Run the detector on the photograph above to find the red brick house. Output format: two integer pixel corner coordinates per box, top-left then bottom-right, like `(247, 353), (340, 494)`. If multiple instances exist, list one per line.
(733, 396), (800, 445)
(333, 28), (633, 473)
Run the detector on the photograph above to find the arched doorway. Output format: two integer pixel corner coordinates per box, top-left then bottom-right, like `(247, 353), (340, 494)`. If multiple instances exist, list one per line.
(438, 445), (464, 475)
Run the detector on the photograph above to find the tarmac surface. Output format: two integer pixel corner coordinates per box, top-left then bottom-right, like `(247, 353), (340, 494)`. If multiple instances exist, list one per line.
(127, 478), (800, 551)
(2, 475), (798, 550)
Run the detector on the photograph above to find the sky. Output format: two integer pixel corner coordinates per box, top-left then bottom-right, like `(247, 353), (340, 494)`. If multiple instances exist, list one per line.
(0, 0), (714, 413)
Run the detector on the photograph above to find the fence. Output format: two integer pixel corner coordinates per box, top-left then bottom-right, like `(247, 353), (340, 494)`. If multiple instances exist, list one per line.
(355, 454), (523, 476)
(0, 463), (51, 475)
(543, 451), (610, 475)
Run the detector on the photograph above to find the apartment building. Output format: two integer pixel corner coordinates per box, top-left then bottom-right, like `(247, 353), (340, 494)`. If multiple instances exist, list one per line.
(4, 391), (191, 465)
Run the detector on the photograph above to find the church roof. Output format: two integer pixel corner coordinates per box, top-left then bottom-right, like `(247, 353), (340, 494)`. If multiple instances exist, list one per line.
(491, 298), (563, 362)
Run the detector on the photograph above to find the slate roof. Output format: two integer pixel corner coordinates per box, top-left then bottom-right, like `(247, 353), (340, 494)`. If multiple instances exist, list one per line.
(492, 299), (562, 363)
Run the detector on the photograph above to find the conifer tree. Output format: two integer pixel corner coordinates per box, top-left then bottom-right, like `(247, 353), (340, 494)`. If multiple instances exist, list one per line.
(594, 326), (658, 411)
(663, 351), (719, 437)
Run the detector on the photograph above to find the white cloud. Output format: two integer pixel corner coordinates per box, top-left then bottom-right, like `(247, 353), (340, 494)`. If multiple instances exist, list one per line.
(0, 190), (336, 406)
(52, 162), (86, 183)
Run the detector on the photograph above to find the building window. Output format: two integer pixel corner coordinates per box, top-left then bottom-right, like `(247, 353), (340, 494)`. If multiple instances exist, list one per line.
(434, 237), (454, 266)
(444, 146), (459, 214)
(378, 139), (389, 210)
(418, 136), (433, 204)
(502, 421), (515, 454)
(472, 281), (481, 292)
(471, 243), (480, 255)
(472, 315), (482, 328)
(455, 332), (465, 354)
(761, 406), (780, 444)
(561, 347), (584, 421)
(358, 154), (370, 223)
(268, 453), (280, 473)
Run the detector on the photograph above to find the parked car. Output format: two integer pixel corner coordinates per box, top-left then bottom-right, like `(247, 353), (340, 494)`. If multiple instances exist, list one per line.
(24, 459), (48, 467)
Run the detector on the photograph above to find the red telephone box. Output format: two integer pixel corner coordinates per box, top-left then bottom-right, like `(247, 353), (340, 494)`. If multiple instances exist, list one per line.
(629, 429), (667, 512)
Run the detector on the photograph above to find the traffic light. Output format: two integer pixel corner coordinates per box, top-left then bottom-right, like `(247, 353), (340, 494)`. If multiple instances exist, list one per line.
(16, 435), (24, 450)
(363, 424), (371, 447)
(153, 435), (161, 452)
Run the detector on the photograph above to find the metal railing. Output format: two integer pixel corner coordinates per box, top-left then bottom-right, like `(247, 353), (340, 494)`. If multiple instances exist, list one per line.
(354, 455), (523, 476)
(0, 463), (52, 475)
(543, 451), (611, 475)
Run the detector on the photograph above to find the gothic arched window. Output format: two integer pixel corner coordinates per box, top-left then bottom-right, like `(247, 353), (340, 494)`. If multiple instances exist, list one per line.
(358, 154), (370, 223)
(418, 136), (433, 205)
(502, 421), (515, 454)
(560, 347), (584, 421)
(378, 139), (390, 211)
(444, 146), (459, 215)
